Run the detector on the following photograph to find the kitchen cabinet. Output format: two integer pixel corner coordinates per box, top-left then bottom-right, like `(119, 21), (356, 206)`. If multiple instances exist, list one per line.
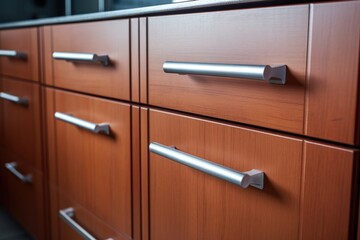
(144, 109), (358, 240)
(43, 20), (130, 100)
(45, 88), (133, 239)
(0, 1), (358, 239)
(0, 28), (39, 82)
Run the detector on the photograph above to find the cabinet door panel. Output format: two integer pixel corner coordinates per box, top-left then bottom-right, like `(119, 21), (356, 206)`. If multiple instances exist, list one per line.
(148, 109), (303, 240)
(0, 77), (42, 170)
(301, 141), (358, 240)
(53, 90), (132, 238)
(0, 28), (39, 81)
(148, 5), (308, 134)
(46, 20), (130, 100)
(2, 151), (45, 240)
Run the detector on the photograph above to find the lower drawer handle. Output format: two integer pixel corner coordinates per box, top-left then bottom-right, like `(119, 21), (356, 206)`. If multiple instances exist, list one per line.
(5, 162), (32, 183)
(149, 142), (264, 189)
(59, 208), (113, 240)
(163, 61), (286, 84)
(52, 52), (110, 66)
(54, 112), (110, 135)
(0, 92), (28, 105)
(0, 50), (27, 59)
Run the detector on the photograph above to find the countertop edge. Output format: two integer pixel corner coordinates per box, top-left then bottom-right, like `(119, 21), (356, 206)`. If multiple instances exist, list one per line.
(0, 0), (287, 29)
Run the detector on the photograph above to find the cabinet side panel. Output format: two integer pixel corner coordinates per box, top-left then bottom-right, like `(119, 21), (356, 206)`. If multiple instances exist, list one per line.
(301, 141), (357, 240)
(305, 1), (360, 144)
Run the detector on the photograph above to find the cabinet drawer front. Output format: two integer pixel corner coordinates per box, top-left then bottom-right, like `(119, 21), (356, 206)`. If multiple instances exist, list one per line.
(2, 153), (45, 240)
(148, 5), (308, 134)
(53, 90), (132, 238)
(49, 20), (130, 100)
(0, 77), (42, 171)
(148, 109), (303, 240)
(52, 188), (130, 240)
(0, 28), (39, 81)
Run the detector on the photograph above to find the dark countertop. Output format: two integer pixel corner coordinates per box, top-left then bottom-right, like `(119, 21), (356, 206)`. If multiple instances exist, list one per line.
(0, 0), (312, 29)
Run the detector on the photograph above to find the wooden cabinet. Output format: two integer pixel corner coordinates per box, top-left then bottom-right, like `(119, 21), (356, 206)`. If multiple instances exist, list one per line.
(0, 77), (45, 239)
(46, 88), (133, 239)
(148, 5), (308, 134)
(0, 77), (42, 170)
(0, 1), (359, 240)
(144, 109), (359, 240)
(43, 20), (130, 100)
(1, 151), (45, 239)
(0, 28), (39, 82)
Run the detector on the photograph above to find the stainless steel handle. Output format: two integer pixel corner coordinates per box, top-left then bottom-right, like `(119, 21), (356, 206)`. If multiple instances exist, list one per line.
(52, 52), (110, 66)
(59, 208), (97, 240)
(149, 142), (264, 189)
(54, 112), (110, 135)
(5, 162), (32, 183)
(0, 92), (28, 105)
(0, 50), (27, 59)
(163, 61), (286, 84)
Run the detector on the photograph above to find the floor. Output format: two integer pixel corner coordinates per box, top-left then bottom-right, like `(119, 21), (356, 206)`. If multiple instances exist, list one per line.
(0, 208), (32, 240)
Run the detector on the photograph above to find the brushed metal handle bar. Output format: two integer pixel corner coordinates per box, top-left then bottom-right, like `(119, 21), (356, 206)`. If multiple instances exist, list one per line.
(52, 52), (110, 66)
(54, 112), (110, 135)
(149, 142), (264, 189)
(0, 92), (28, 105)
(163, 61), (286, 84)
(5, 162), (32, 183)
(0, 50), (27, 59)
(59, 208), (113, 240)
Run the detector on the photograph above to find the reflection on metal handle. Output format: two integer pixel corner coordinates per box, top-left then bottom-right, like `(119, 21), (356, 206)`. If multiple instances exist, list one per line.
(0, 92), (28, 105)
(163, 61), (286, 84)
(0, 50), (27, 59)
(149, 142), (264, 189)
(54, 112), (110, 135)
(59, 208), (97, 240)
(5, 162), (32, 183)
(52, 52), (110, 66)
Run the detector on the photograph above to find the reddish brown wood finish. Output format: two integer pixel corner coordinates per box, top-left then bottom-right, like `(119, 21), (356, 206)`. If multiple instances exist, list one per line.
(131, 19), (140, 103)
(52, 89), (132, 238)
(148, 6), (308, 134)
(48, 20), (130, 100)
(305, 1), (360, 145)
(139, 18), (147, 104)
(2, 152), (45, 240)
(53, 187), (127, 240)
(1, 77), (42, 171)
(300, 141), (358, 240)
(41, 26), (53, 86)
(0, 28), (39, 82)
(140, 107), (149, 240)
(148, 109), (303, 240)
(131, 106), (141, 240)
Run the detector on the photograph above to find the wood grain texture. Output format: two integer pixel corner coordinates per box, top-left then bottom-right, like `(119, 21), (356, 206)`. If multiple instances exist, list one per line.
(55, 187), (127, 240)
(148, 109), (303, 240)
(2, 152), (46, 240)
(131, 19), (140, 103)
(300, 141), (357, 240)
(305, 1), (360, 145)
(53, 89), (132, 238)
(50, 20), (130, 100)
(139, 18), (148, 104)
(42, 26), (54, 86)
(140, 107), (149, 240)
(131, 106), (141, 240)
(1, 77), (43, 171)
(0, 28), (39, 82)
(148, 5), (308, 134)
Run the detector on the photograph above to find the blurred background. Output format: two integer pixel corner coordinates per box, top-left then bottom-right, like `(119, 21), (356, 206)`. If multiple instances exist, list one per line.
(0, 0), (190, 23)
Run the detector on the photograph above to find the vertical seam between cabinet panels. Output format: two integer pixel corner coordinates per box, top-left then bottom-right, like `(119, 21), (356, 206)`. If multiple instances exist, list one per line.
(303, 4), (312, 139)
(298, 140), (307, 240)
